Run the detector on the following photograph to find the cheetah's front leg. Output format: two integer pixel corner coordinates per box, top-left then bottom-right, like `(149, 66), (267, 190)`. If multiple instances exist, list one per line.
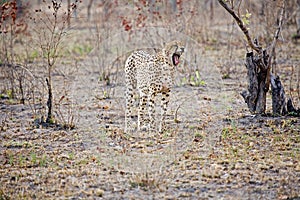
(138, 88), (149, 131)
(159, 89), (171, 133)
(148, 84), (159, 132)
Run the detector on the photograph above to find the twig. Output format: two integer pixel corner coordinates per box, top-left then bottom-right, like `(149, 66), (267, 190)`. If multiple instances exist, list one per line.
(174, 93), (197, 123)
(218, 0), (261, 53)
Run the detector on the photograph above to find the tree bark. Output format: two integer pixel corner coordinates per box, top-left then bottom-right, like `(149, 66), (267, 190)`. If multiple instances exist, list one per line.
(241, 51), (268, 114)
(46, 78), (53, 123)
(270, 74), (286, 115)
(296, 0), (300, 34)
(287, 98), (300, 115)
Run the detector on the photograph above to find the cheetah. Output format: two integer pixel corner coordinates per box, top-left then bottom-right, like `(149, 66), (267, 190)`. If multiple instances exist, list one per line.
(124, 41), (184, 133)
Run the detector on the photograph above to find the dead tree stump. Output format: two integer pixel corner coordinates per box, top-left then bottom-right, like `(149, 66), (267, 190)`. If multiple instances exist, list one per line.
(270, 74), (286, 115)
(241, 52), (299, 116)
(287, 98), (300, 116)
(241, 51), (269, 114)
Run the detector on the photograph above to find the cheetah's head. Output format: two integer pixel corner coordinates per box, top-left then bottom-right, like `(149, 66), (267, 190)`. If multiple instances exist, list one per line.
(163, 41), (185, 66)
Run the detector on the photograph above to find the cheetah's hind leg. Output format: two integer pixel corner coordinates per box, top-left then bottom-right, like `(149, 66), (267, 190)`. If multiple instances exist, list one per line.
(124, 53), (138, 133)
(125, 85), (135, 133)
(159, 90), (171, 133)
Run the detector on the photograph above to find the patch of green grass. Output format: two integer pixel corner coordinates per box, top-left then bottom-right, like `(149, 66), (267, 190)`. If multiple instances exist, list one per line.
(194, 131), (203, 138)
(8, 151), (50, 167)
(8, 153), (14, 166)
(68, 152), (75, 160)
(96, 89), (111, 100)
(72, 44), (92, 56)
(18, 155), (25, 167)
(221, 120), (238, 139)
(30, 152), (37, 166)
(6, 90), (13, 99)
(76, 157), (90, 166)
(28, 152), (50, 167)
(221, 127), (233, 139)
(39, 154), (48, 167)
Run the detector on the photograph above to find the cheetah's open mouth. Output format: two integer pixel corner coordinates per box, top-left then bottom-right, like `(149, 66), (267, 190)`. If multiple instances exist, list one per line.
(172, 53), (180, 66)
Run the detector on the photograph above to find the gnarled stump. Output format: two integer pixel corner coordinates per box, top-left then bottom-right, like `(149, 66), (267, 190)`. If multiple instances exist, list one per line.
(287, 98), (300, 116)
(270, 74), (286, 115)
(241, 51), (269, 114)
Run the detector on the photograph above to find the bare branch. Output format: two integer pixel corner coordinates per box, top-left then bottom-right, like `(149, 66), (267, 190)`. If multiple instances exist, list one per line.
(218, 0), (261, 53)
(265, 0), (286, 91)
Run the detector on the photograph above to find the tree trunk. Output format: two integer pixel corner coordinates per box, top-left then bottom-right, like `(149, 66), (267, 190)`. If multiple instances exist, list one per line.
(241, 51), (269, 114)
(46, 78), (53, 123)
(296, 0), (300, 34)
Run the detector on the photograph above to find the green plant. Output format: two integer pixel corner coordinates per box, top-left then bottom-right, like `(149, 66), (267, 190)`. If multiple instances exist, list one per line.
(18, 155), (25, 167)
(6, 90), (13, 99)
(28, 49), (39, 63)
(8, 153), (14, 166)
(129, 172), (158, 190)
(96, 89), (111, 100)
(241, 10), (251, 26)
(72, 44), (92, 56)
(39, 154), (47, 167)
(181, 70), (206, 86)
(68, 152), (75, 160)
(194, 131), (204, 139)
(221, 122), (237, 140)
(30, 152), (37, 166)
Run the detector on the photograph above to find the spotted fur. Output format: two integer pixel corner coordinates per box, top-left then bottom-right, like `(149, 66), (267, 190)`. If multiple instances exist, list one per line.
(125, 41), (184, 133)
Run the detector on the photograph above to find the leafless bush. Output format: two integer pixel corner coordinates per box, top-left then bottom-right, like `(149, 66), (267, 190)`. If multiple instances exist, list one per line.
(29, 0), (81, 125)
(0, 1), (30, 102)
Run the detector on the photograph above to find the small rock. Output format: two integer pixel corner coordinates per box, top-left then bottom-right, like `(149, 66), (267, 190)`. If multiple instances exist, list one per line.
(94, 189), (104, 197)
